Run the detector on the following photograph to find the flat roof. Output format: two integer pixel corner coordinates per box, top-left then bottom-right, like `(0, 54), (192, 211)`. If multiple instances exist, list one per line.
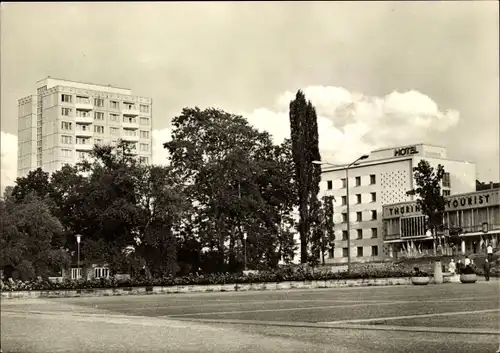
(36, 76), (130, 91)
(371, 142), (446, 153)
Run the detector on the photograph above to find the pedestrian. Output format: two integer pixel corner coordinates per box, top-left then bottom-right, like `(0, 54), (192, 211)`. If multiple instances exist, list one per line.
(483, 259), (491, 281)
(457, 259), (463, 274)
(448, 259), (456, 274)
(487, 243), (493, 261)
(464, 256), (471, 267)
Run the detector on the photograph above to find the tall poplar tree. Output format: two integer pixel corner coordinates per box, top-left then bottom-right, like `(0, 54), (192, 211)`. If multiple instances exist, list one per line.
(289, 90), (322, 263)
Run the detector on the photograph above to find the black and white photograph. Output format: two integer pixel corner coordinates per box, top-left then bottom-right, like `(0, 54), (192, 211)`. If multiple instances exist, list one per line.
(1, 2), (499, 353)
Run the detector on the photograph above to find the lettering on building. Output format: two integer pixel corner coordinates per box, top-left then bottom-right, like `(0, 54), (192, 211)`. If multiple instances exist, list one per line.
(394, 146), (418, 157)
(446, 194), (491, 210)
(387, 204), (421, 216)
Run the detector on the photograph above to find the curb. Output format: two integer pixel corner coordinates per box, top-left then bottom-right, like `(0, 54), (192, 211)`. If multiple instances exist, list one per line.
(1, 277), (412, 300)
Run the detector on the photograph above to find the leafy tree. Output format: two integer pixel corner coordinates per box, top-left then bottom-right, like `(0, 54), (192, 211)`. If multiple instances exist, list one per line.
(406, 160), (446, 254)
(289, 90), (322, 263)
(311, 195), (336, 265)
(11, 168), (54, 204)
(0, 193), (70, 280)
(165, 107), (297, 271)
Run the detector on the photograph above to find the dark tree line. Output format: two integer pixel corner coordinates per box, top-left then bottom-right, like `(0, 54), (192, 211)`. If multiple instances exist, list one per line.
(2, 92), (335, 280)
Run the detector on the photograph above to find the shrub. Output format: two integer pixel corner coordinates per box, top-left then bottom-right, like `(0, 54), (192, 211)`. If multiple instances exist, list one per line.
(1, 264), (417, 292)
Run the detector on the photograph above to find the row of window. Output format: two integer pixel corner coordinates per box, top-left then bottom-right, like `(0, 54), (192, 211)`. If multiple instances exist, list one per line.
(61, 94), (150, 113)
(341, 210), (378, 223)
(60, 136), (150, 151)
(341, 228), (378, 240)
(61, 108), (151, 125)
(60, 122), (150, 138)
(326, 174), (376, 190)
(329, 246), (379, 258)
(339, 192), (377, 205)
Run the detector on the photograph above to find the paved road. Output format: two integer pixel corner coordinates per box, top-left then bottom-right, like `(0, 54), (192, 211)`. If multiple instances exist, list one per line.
(2, 282), (500, 353)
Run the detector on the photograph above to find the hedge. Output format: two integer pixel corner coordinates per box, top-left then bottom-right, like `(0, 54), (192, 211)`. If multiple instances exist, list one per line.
(1, 264), (413, 292)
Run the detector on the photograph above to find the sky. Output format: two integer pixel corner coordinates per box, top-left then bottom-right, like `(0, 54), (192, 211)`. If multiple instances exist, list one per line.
(1, 2), (499, 193)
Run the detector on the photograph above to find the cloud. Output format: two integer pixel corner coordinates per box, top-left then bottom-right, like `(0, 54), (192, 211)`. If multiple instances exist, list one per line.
(243, 85), (460, 164)
(1, 131), (18, 194)
(152, 128), (172, 166)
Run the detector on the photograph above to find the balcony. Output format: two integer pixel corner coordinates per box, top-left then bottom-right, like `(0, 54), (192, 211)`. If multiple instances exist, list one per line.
(122, 120), (139, 129)
(75, 102), (93, 111)
(75, 115), (93, 124)
(122, 107), (140, 116)
(75, 143), (93, 151)
(75, 129), (93, 137)
(122, 134), (139, 142)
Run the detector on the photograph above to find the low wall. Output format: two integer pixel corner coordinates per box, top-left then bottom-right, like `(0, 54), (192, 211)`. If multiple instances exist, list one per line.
(1, 277), (412, 300)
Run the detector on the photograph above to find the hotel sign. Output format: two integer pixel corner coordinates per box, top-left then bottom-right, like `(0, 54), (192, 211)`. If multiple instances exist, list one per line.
(394, 146), (419, 157)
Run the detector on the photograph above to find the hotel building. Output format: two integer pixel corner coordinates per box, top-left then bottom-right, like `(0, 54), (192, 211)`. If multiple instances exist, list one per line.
(318, 143), (476, 264)
(383, 188), (500, 257)
(17, 77), (153, 178)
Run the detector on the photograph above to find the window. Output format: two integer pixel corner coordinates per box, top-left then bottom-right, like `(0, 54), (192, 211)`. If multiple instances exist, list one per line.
(124, 103), (135, 110)
(355, 176), (361, 186)
(71, 268), (82, 280)
(94, 112), (104, 120)
(327, 180), (333, 190)
(370, 174), (376, 184)
(356, 194), (361, 204)
(61, 94), (72, 103)
(371, 228), (378, 238)
(139, 156), (149, 164)
(140, 143), (149, 152)
(371, 246), (378, 257)
(110, 127), (119, 136)
(94, 138), (103, 145)
(76, 96), (90, 104)
(61, 135), (72, 144)
(356, 212), (362, 222)
(443, 172), (451, 188)
(357, 247), (363, 257)
(342, 248), (349, 258)
(61, 149), (72, 157)
(140, 104), (150, 113)
(94, 125), (104, 134)
(110, 113), (119, 122)
(94, 267), (109, 279)
(94, 98), (104, 107)
(341, 178), (347, 188)
(123, 128), (137, 136)
(342, 230), (348, 240)
(110, 101), (119, 109)
(78, 151), (88, 159)
(61, 107), (71, 116)
(140, 117), (150, 125)
(443, 190), (451, 196)
(76, 110), (90, 117)
(342, 196), (347, 205)
(123, 116), (137, 124)
(371, 192), (376, 202)
(357, 229), (363, 239)
(61, 121), (72, 130)
(111, 140), (118, 146)
(371, 210), (377, 220)
(342, 213), (347, 223)
(140, 130), (150, 139)
(76, 137), (89, 145)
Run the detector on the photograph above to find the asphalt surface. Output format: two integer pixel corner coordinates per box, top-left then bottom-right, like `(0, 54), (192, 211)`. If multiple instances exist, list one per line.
(2, 281), (500, 353)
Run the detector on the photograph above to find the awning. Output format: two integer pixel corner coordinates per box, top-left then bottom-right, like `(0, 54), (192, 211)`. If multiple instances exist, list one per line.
(384, 236), (433, 244)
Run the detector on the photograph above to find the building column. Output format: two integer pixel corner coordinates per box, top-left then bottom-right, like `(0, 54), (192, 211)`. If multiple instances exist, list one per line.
(461, 240), (466, 255)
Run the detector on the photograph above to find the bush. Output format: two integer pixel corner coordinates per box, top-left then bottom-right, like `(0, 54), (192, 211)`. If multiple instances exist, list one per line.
(1, 264), (415, 292)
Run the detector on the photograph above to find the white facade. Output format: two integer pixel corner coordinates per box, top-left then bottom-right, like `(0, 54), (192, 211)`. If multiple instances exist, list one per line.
(17, 77), (153, 178)
(319, 143), (476, 264)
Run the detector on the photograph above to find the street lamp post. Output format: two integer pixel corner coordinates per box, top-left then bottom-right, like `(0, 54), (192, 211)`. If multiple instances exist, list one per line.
(313, 154), (369, 272)
(75, 234), (82, 279)
(243, 232), (247, 271)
